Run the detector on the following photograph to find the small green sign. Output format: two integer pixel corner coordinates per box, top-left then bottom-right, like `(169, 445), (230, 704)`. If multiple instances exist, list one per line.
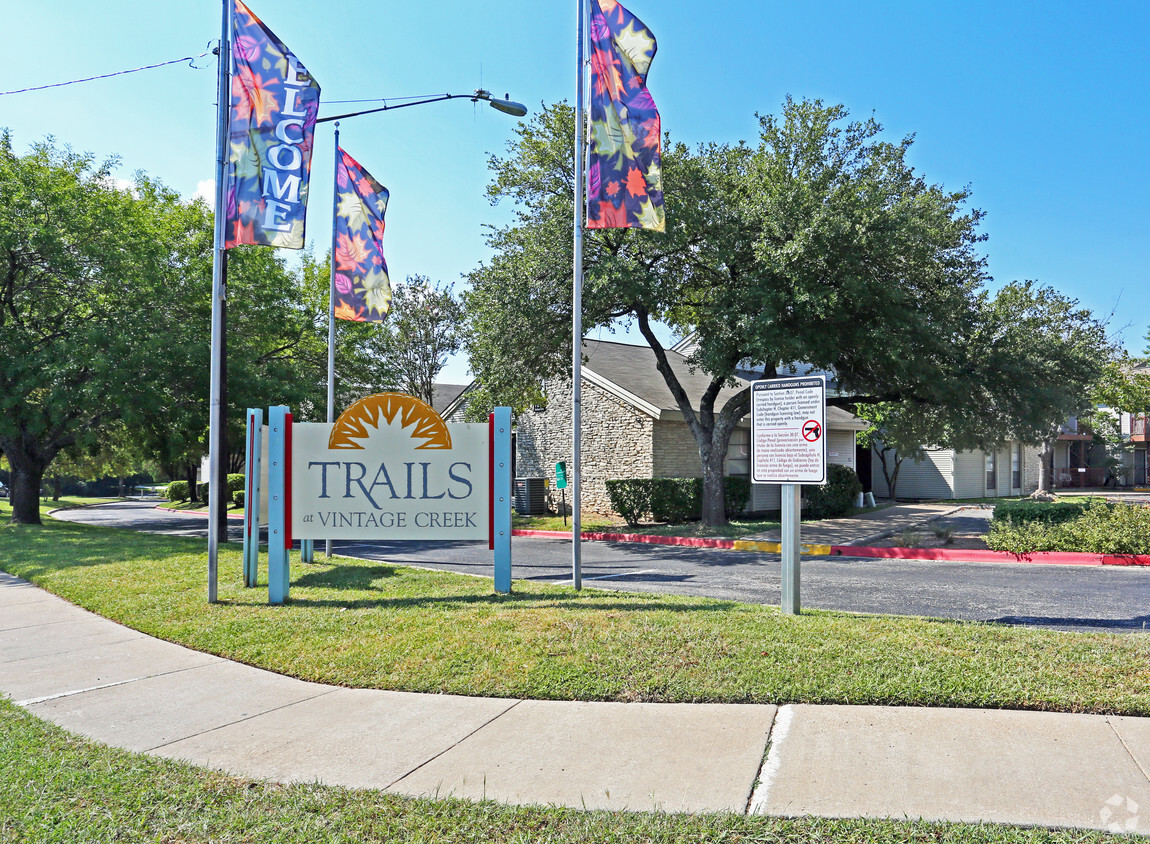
(555, 461), (568, 489)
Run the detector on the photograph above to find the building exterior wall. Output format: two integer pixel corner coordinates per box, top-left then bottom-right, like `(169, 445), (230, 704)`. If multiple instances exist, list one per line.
(872, 443), (1041, 500)
(871, 448), (956, 499)
(515, 376), (655, 515)
(826, 431), (857, 472)
(651, 420), (703, 478)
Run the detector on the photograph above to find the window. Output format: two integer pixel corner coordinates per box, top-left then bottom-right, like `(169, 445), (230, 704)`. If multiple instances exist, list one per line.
(985, 451), (997, 490)
(1011, 445), (1021, 489)
(726, 428), (750, 476)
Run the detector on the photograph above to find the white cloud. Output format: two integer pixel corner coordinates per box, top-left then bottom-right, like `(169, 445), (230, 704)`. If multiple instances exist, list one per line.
(192, 179), (215, 203)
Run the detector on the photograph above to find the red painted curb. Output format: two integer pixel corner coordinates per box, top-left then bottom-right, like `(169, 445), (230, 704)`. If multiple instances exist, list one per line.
(1102, 555), (1150, 567)
(830, 545), (1113, 566)
(511, 529), (735, 549)
(511, 530), (1150, 566)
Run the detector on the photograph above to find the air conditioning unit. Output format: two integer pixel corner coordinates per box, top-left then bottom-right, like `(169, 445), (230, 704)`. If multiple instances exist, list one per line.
(514, 478), (548, 515)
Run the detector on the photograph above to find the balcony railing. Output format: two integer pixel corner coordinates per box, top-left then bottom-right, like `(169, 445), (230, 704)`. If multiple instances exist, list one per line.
(1133, 416), (1148, 438)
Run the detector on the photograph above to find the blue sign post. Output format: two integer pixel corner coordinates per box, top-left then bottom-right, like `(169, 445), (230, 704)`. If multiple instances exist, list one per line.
(242, 408), (263, 588)
(493, 407), (513, 594)
(267, 405), (290, 605)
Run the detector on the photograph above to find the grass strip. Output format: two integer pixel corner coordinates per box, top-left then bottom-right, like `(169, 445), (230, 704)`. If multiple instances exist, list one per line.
(1, 510), (1149, 714)
(0, 697), (1129, 843)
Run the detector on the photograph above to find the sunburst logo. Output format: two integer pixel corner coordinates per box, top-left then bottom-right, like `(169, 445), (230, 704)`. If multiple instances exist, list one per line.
(328, 393), (452, 451)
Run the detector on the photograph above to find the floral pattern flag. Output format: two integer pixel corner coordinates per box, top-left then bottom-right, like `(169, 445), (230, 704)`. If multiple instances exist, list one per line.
(226, 0), (320, 249)
(587, 0), (664, 232)
(333, 147), (391, 322)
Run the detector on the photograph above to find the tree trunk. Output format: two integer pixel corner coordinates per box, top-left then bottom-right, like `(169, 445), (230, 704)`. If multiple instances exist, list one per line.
(889, 455), (904, 501)
(9, 462), (46, 525)
(1037, 442), (1056, 494)
(700, 446), (727, 526)
(51, 475), (62, 501)
(185, 464), (199, 503)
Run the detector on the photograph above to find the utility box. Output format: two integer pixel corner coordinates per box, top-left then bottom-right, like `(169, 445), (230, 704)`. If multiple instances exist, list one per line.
(514, 478), (548, 515)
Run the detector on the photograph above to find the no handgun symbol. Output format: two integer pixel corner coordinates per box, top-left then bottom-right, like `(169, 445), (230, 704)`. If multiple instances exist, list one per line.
(802, 419), (822, 442)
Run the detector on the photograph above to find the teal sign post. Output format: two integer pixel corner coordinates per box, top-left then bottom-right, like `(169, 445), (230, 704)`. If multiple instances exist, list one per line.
(555, 461), (569, 526)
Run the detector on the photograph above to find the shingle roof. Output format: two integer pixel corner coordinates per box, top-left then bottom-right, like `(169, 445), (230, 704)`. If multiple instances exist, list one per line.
(581, 339), (865, 430)
(431, 383), (469, 415)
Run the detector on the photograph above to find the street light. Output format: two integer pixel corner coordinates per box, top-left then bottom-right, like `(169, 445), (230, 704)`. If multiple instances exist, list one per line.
(315, 88), (527, 559)
(317, 89), (527, 124)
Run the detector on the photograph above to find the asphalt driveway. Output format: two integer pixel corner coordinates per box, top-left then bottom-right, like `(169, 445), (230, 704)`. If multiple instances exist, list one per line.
(54, 501), (1150, 634)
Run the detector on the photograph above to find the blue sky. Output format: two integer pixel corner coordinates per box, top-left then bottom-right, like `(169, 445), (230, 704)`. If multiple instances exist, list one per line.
(2, 1), (1147, 382)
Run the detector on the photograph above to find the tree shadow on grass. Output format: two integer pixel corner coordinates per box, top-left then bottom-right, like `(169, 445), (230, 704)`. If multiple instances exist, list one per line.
(222, 563), (741, 614)
(0, 519), (208, 582)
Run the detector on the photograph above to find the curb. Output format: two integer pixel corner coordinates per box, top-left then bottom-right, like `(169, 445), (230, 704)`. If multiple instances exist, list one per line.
(155, 505), (245, 521)
(512, 529), (735, 549)
(511, 530), (1150, 567)
(830, 545), (1150, 567)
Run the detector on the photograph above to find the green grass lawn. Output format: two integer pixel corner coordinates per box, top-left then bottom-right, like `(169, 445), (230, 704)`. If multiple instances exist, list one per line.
(3, 697), (1125, 844)
(2, 508), (1148, 714)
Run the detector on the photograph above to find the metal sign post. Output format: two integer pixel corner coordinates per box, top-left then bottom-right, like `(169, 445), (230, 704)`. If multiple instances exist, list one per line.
(751, 376), (827, 615)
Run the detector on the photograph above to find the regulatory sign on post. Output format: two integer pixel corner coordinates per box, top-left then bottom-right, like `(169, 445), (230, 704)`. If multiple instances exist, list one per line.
(751, 376), (827, 484)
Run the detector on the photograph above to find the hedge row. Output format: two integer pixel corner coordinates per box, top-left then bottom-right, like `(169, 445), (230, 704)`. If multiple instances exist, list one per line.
(991, 497), (1100, 526)
(987, 498), (1150, 555)
(604, 477), (751, 526)
(165, 474), (245, 504)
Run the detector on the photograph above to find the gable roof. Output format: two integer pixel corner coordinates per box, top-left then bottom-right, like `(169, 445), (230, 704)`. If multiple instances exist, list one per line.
(431, 383), (469, 415)
(581, 339), (865, 430)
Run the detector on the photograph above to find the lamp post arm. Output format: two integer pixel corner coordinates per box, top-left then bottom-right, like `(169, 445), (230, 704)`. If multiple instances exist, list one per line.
(317, 89), (525, 123)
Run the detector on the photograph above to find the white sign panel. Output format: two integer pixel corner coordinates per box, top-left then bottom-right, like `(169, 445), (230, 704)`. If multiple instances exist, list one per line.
(751, 376), (827, 484)
(289, 399), (490, 541)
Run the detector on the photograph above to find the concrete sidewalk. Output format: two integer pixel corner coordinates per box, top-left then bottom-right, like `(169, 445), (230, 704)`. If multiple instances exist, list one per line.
(2, 572), (1148, 833)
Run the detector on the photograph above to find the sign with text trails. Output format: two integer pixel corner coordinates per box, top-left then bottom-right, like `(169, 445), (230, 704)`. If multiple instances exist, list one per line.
(751, 376), (827, 484)
(290, 393), (489, 541)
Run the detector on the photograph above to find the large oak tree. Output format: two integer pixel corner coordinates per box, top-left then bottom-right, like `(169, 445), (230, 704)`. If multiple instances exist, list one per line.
(465, 98), (995, 524)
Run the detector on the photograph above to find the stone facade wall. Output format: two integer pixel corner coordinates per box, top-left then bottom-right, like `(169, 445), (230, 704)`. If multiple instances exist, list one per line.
(515, 376), (655, 515)
(651, 420), (703, 478)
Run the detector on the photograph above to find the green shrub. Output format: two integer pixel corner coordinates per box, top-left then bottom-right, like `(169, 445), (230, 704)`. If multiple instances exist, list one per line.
(233, 490), (245, 509)
(650, 478), (701, 523)
(992, 497), (1101, 526)
(197, 482), (209, 502)
(605, 480), (650, 527)
(227, 474), (245, 498)
(802, 463), (863, 520)
(722, 476), (751, 518)
(165, 481), (189, 502)
(987, 499), (1150, 555)
(606, 476), (750, 525)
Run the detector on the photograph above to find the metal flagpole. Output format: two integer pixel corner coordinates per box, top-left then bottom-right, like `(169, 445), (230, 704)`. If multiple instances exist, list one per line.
(208, 0), (231, 602)
(326, 123), (340, 558)
(571, 0), (587, 590)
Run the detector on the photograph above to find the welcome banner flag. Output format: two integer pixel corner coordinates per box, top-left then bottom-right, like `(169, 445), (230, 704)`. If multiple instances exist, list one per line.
(333, 147), (391, 322)
(226, 0), (320, 249)
(586, 0), (664, 232)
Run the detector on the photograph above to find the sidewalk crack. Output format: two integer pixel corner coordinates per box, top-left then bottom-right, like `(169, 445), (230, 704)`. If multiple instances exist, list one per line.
(744, 706), (779, 814)
(144, 688), (339, 752)
(385, 699), (524, 789)
(1107, 715), (1150, 785)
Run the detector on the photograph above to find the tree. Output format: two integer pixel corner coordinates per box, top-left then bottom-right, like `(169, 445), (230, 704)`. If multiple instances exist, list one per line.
(0, 134), (185, 524)
(466, 99), (991, 525)
(855, 402), (943, 501)
(370, 275), (463, 407)
(958, 281), (1112, 495)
